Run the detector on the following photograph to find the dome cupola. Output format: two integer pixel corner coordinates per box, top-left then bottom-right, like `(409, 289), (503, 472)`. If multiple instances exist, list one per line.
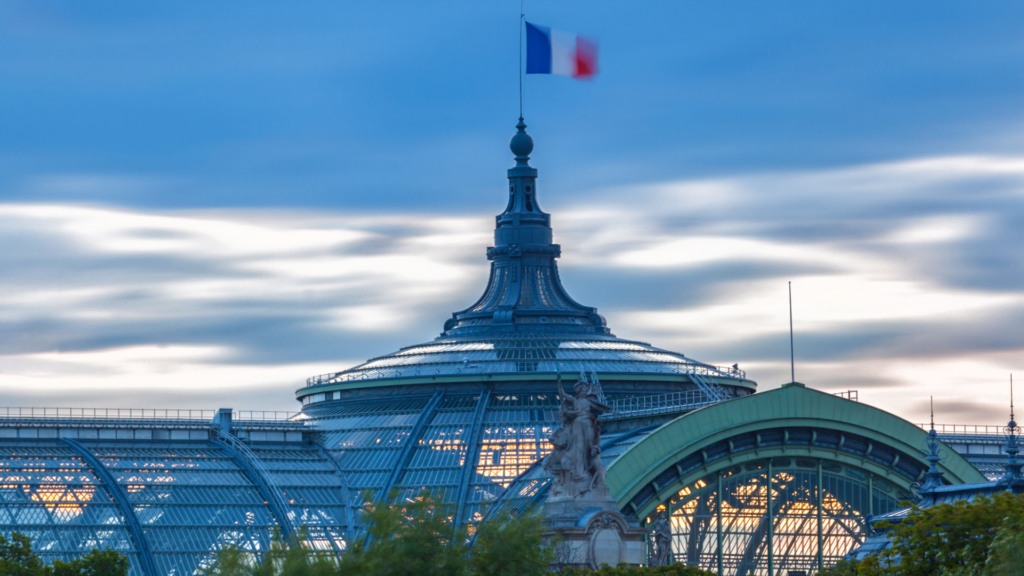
(441, 118), (609, 337)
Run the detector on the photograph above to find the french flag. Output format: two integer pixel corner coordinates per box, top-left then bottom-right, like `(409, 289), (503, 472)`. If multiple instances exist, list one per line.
(525, 22), (598, 79)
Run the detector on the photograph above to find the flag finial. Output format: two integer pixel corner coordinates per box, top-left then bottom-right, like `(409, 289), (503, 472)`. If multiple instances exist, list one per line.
(510, 117), (534, 162)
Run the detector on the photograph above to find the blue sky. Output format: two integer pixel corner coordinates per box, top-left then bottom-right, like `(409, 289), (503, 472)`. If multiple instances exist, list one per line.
(0, 1), (1022, 423)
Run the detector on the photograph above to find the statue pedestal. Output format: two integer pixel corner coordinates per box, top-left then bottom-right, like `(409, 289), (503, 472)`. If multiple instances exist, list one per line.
(543, 495), (647, 570)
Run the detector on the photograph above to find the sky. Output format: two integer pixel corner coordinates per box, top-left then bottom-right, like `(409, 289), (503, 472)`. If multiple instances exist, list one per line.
(0, 1), (1022, 425)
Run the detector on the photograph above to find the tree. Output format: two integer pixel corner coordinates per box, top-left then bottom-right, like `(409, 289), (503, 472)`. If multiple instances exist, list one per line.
(0, 533), (46, 576)
(469, 508), (552, 576)
(818, 492), (1024, 576)
(202, 490), (722, 576)
(0, 533), (128, 576)
(338, 491), (467, 576)
(984, 513), (1024, 576)
(49, 549), (130, 576)
(201, 530), (336, 576)
(254, 530), (336, 576)
(199, 545), (254, 576)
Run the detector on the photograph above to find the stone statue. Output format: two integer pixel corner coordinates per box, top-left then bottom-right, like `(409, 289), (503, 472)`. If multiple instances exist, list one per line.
(543, 371), (612, 500)
(651, 511), (672, 566)
(541, 370), (647, 570)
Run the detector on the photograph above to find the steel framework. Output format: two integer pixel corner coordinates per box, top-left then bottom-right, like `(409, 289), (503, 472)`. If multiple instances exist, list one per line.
(663, 460), (899, 576)
(310, 441), (357, 544)
(209, 432), (296, 538)
(378, 392), (445, 504)
(60, 439), (158, 576)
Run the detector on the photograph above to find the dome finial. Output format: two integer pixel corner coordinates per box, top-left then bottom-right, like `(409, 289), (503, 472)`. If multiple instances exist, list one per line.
(509, 117), (534, 163)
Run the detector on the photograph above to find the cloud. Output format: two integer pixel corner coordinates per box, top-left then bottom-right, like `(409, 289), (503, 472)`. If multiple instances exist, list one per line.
(0, 153), (1022, 424)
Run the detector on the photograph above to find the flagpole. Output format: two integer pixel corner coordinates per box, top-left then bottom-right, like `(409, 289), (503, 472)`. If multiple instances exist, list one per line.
(789, 281), (795, 383)
(519, 0), (524, 118)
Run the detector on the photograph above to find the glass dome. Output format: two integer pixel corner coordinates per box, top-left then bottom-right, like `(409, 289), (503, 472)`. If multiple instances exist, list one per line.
(299, 118), (753, 405)
(295, 119), (756, 534)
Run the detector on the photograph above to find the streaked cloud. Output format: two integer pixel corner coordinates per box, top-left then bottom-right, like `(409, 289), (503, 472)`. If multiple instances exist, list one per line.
(1, 153), (1022, 425)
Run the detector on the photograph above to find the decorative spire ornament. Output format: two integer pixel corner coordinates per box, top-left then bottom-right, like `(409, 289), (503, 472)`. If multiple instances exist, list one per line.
(1002, 375), (1022, 484)
(440, 118), (609, 338)
(921, 396), (945, 492)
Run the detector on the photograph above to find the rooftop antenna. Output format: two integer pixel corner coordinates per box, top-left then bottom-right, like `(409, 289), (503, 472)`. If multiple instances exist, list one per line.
(1011, 374), (1015, 424)
(788, 281), (795, 382)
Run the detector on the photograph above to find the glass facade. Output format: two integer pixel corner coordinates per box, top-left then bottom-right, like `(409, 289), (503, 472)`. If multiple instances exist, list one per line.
(0, 409), (996, 576)
(662, 461), (902, 576)
(90, 441), (278, 576)
(306, 392), (566, 531)
(311, 397), (431, 504)
(251, 444), (350, 552)
(0, 434), (354, 576)
(0, 441), (142, 575)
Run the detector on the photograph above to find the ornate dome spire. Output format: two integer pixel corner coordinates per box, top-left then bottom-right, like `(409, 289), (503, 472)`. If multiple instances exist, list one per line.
(920, 397), (945, 492)
(1002, 378), (1022, 484)
(441, 119), (609, 337)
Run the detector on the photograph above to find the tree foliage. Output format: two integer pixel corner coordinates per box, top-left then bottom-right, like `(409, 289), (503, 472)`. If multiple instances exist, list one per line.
(0, 532), (128, 576)
(469, 509), (552, 576)
(202, 491), (712, 576)
(0, 533), (45, 576)
(202, 491), (552, 576)
(337, 492), (468, 576)
(49, 549), (130, 576)
(818, 492), (1024, 576)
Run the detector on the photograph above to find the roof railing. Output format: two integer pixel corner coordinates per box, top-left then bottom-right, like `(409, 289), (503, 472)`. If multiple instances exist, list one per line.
(305, 361), (747, 388)
(233, 411), (303, 422)
(917, 423), (1008, 436)
(0, 407), (300, 422)
(602, 389), (720, 421)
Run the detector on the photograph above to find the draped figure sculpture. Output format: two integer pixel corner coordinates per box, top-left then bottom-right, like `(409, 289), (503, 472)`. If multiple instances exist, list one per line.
(544, 371), (612, 500)
(651, 511), (672, 566)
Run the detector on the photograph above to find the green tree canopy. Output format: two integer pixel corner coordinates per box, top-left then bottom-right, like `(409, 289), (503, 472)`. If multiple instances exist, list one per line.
(820, 491), (1024, 576)
(204, 491), (714, 576)
(337, 492), (467, 576)
(469, 508), (552, 576)
(0, 533), (128, 576)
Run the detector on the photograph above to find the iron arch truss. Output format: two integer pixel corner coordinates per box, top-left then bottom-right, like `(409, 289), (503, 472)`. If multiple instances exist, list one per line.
(658, 455), (905, 575)
(605, 383), (986, 575)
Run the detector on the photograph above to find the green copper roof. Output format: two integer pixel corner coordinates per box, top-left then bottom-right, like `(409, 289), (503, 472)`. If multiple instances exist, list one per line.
(606, 383), (987, 519)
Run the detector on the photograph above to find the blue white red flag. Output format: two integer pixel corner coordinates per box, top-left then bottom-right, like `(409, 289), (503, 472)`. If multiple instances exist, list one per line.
(525, 22), (598, 79)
